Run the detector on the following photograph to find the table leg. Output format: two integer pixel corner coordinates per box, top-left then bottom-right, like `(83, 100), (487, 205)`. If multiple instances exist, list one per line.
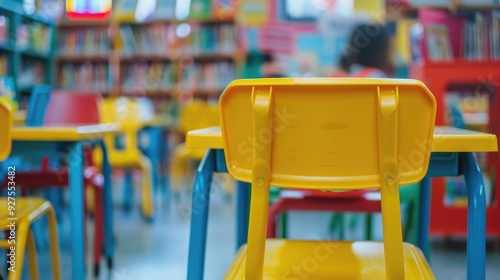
(160, 128), (169, 196)
(460, 152), (486, 280)
(98, 140), (114, 270)
(187, 149), (216, 280)
(68, 141), (85, 280)
(123, 171), (133, 210)
(417, 175), (432, 260)
(236, 181), (250, 249)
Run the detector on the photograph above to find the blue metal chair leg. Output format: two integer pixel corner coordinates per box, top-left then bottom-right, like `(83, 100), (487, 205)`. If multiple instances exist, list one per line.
(417, 175), (432, 260)
(98, 140), (114, 270)
(187, 149), (216, 280)
(460, 152), (486, 280)
(161, 128), (170, 197)
(68, 141), (86, 280)
(236, 181), (250, 249)
(123, 170), (134, 211)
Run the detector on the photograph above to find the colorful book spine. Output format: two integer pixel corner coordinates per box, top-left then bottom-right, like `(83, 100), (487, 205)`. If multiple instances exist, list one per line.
(179, 61), (235, 91)
(18, 59), (44, 87)
(0, 55), (8, 76)
(59, 28), (110, 56)
(121, 62), (174, 92)
(181, 24), (236, 55)
(120, 24), (174, 56)
(0, 15), (9, 42)
(463, 11), (500, 61)
(17, 22), (52, 54)
(59, 62), (110, 91)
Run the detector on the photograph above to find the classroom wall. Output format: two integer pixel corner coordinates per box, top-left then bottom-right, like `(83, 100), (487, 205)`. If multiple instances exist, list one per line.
(240, 0), (384, 76)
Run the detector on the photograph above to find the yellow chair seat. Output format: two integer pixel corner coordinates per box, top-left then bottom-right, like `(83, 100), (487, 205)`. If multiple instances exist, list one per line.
(106, 152), (143, 168)
(177, 143), (208, 161)
(0, 197), (52, 228)
(93, 147), (142, 168)
(225, 240), (435, 280)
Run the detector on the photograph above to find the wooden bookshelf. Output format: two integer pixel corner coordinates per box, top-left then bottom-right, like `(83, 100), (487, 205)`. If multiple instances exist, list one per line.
(58, 20), (111, 27)
(55, 17), (240, 98)
(57, 55), (111, 62)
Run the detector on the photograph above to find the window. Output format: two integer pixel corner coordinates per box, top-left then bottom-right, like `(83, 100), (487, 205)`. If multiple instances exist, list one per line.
(283, 0), (354, 21)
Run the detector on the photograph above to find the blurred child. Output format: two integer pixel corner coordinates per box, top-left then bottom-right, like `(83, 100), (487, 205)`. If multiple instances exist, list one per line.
(244, 51), (286, 78)
(338, 23), (393, 78)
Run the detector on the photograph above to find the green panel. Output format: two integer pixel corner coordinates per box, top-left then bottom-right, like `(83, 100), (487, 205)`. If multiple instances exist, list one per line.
(190, 0), (212, 19)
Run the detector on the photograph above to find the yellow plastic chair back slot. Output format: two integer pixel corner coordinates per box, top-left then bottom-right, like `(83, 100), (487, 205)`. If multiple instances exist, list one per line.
(179, 100), (220, 134)
(178, 100), (220, 159)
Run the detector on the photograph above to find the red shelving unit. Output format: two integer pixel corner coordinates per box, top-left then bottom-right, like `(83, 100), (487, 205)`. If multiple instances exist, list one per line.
(410, 60), (500, 237)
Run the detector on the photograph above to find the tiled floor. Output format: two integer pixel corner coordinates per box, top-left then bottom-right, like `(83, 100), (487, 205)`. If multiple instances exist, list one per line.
(13, 183), (500, 280)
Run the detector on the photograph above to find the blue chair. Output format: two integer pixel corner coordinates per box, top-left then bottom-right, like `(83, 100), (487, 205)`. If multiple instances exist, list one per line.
(26, 85), (52, 127)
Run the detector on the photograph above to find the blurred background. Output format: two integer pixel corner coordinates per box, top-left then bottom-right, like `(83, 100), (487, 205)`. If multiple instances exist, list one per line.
(0, 0), (500, 279)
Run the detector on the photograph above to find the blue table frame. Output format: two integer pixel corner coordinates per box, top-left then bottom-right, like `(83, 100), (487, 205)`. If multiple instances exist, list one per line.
(188, 149), (487, 280)
(123, 125), (170, 212)
(11, 138), (114, 280)
(418, 152), (486, 279)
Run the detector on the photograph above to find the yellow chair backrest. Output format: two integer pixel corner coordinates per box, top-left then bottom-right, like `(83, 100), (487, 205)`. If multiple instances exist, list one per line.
(179, 101), (219, 134)
(219, 78), (436, 279)
(220, 78), (436, 190)
(99, 97), (143, 156)
(0, 99), (12, 161)
(100, 97), (142, 128)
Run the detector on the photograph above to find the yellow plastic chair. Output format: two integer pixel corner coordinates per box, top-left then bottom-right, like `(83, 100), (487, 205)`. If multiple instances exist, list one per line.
(0, 99), (61, 280)
(170, 101), (220, 195)
(94, 97), (155, 219)
(220, 78), (437, 279)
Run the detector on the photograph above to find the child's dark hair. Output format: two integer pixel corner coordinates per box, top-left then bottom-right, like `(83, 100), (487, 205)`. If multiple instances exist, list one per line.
(339, 23), (390, 74)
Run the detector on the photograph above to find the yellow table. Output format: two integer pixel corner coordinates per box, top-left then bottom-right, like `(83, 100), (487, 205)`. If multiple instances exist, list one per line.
(186, 126), (498, 152)
(12, 123), (121, 141)
(11, 123), (120, 280)
(185, 126), (498, 279)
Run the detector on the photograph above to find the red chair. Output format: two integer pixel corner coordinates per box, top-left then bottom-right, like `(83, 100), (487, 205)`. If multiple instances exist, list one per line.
(1, 91), (107, 276)
(267, 189), (381, 238)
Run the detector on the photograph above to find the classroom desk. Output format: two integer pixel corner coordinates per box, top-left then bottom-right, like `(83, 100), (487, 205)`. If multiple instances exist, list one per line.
(136, 115), (173, 199)
(186, 126), (498, 280)
(11, 123), (120, 280)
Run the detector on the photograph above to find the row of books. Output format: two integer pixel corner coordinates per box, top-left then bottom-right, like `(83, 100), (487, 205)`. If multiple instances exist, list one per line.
(58, 28), (111, 56)
(120, 24), (175, 56)
(463, 11), (500, 60)
(411, 10), (500, 61)
(0, 15), (9, 43)
(0, 56), (8, 76)
(17, 21), (52, 54)
(122, 62), (174, 91)
(178, 61), (235, 91)
(18, 59), (44, 88)
(180, 24), (237, 55)
(112, 0), (234, 21)
(59, 62), (111, 92)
